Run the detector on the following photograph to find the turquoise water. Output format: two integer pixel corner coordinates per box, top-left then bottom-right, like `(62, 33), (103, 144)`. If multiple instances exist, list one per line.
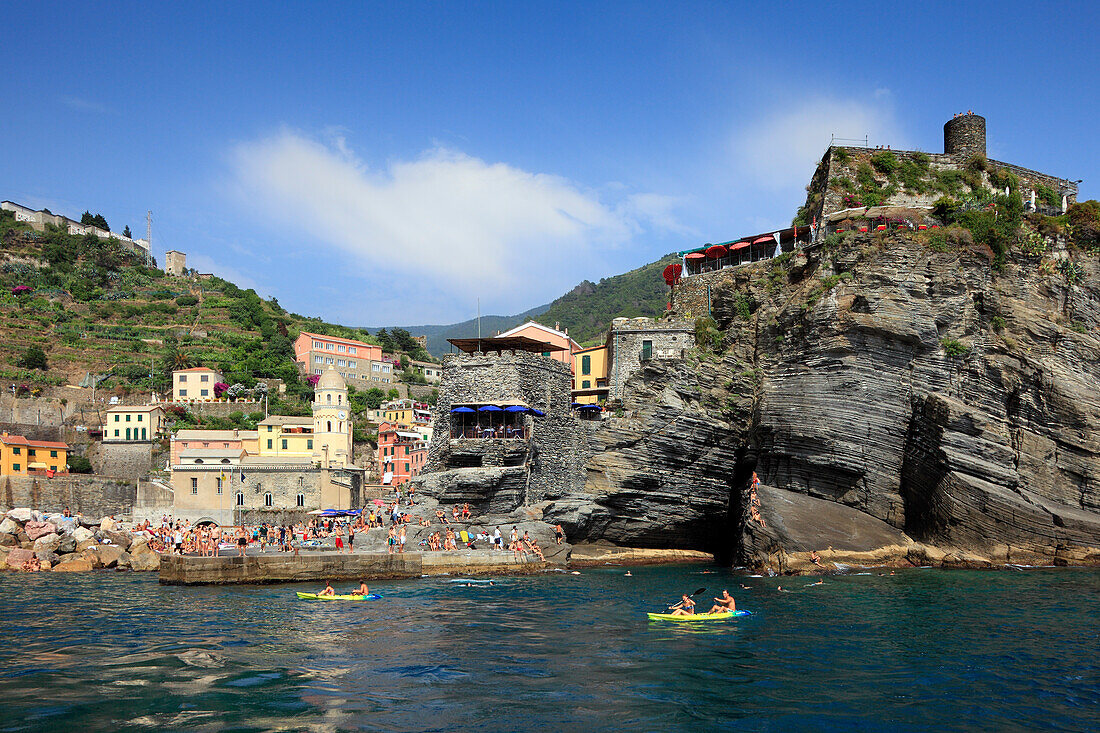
(0, 566), (1097, 732)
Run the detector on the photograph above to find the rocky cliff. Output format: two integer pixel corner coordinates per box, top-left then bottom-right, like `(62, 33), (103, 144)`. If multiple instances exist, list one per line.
(418, 225), (1100, 571)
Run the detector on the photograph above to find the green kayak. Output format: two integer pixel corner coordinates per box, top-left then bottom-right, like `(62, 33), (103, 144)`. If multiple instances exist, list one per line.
(647, 610), (749, 621)
(296, 592), (381, 601)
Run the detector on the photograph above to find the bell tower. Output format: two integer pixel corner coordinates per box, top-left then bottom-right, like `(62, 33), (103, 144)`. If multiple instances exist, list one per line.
(312, 369), (352, 468)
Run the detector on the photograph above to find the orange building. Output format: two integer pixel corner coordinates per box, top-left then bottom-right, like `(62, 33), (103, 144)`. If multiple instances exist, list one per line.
(495, 321), (579, 368)
(0, 433), (69, 476)
(376, 421), (428, 487)
(294, 331), (384, 382)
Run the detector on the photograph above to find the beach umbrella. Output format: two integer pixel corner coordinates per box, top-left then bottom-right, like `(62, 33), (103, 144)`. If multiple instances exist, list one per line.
(372, 498), (385, 506)
(504, 405), (527, 412)
(529, 408), (545, 417)
(478, 404), (503, 432)
(450, 406), (475, 413)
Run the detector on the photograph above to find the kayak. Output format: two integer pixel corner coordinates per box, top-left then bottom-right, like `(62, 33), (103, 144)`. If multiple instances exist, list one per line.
(647, 610), (750, 621)
(296, 592), (382, 601)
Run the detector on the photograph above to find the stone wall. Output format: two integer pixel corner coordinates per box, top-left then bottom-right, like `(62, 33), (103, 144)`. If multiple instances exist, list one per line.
(606, 318), (694, 401)
(89, 441), (153, 481)
(944, 114), (986, 157)
(0, 474), (136, 517)
(421, 350), (585, 507)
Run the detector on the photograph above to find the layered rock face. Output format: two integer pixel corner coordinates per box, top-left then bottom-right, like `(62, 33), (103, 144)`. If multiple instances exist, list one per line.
(692, 230), (1100, 566)
(417, 231), (1099, 569)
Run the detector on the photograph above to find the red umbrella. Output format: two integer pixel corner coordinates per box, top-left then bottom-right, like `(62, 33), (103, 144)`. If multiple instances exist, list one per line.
(704, 244), (728, 258)
(684, 252), (706, 259)
(372, 498), (385, 506)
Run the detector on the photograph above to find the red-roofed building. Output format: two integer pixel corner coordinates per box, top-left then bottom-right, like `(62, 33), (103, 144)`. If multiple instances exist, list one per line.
(172, 367), (224, 402)
(294, 331), (385, 384)
(0, 433), (69, 476)
(376, 422), (427, 487)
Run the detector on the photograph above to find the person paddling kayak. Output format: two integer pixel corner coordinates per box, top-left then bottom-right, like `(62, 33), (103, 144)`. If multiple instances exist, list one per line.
(668, 593), (696, 616)
(708, 590), (736, 614)
(355, 581), (369, 596)
(318, 582), (336, 597)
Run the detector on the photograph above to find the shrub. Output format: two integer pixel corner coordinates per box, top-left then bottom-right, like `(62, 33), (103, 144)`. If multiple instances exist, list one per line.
(967, 154), (988, 173)
(175, 295), (199, 307)
(833, 148), (850, 165)
(67, 455), (93, 474)
(871, 151), (900, 177)
(991, 316), (1006, 331)
(18, 346), (48, 370)
(941, 339), (971, 357)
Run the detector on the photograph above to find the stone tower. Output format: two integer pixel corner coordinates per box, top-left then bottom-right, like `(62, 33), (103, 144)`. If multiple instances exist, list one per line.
(944, 114), (986, 158)
(312, 368), (352, 468)
(165, 250), (187, 277)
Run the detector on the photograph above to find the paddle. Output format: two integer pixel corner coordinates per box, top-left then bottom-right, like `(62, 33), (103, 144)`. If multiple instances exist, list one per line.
(667, 587), (707, 611)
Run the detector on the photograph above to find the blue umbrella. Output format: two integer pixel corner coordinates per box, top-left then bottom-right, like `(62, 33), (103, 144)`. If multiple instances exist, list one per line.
(504, 405), (528, 412)
(478, 405), (503, 412)
(451, 406), (475, 413)
(529, 408), (545, 417)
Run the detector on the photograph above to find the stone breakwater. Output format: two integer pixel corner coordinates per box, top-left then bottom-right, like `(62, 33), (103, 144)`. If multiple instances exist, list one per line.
(0, 508), (160, 573)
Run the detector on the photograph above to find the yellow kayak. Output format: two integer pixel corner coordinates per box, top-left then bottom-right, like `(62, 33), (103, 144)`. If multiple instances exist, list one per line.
(647, 610), (749, 621)
(296, 592), (381, 601)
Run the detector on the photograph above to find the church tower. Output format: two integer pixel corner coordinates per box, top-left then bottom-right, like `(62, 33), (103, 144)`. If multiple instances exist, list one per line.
(312, 369), (353, 468)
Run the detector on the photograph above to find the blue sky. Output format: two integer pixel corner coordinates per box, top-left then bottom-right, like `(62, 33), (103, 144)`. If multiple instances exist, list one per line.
(2, 1), (1097, 325)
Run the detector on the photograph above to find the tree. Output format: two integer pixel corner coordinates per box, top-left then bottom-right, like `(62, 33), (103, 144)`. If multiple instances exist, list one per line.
(80, 211), (109, 231)
(123, 225), (132, 238)
(67, 455), (93, 474)
(386, 388), (400, 400)
(18, 346), (48, 370)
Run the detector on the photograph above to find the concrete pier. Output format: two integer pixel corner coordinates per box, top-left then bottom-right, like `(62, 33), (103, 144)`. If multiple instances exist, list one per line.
(159, 550), (554, 585)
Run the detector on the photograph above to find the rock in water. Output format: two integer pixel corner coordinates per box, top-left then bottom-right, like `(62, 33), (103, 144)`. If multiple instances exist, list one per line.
(96, 530), (132, 550)
(33, 533), (61, 554)
(128, 548), (160, 571)
(4, 548), (34, 569)
(52, 556), (94, 573)
(71, 526), (94, 543)
(0, 517), (19, 535)
(57, 534), (77, 554)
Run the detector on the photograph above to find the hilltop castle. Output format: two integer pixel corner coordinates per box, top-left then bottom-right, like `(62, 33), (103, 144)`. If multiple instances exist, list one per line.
(800, 113), (1079, 225)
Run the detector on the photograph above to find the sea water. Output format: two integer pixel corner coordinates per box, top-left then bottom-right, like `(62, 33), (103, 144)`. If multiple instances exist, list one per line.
(0, 566), (1096, 731)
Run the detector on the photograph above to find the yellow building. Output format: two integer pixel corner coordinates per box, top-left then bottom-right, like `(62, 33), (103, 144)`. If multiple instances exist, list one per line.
(572, 344), (609, 404)
(103, 405), (166, 442)
(257, 416), (316, 460)
(172, 367), (224, 402)
(0, 433), (69, 475)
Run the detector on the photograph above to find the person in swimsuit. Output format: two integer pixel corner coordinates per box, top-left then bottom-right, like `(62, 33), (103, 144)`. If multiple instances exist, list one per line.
(555, 524), (565, 545)
(346, 526), (355, 555)
(319, 582), (336, 597)
(355, 581), (369, 596)
(708, 590), (736, 614)
(669, 594), (696, 616)
(237, 527), (248, 557)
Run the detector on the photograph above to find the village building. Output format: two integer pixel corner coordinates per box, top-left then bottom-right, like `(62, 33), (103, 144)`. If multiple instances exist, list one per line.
(572, 344), (609, 405)
(170, 429), (259, 465)
(293, 331), (383, 383)
(410, 360), (443, 383)
(0, 433), (69, 476)
(492, 321), (579, 368)
(102, 404), (166, 443)
(169, 369), (360, 524)
(0, 200), (151, 261)
(605, 318), (694, 402)
(172, 367), (224, 402)
(164, 249), (187, 276)
(377, 421), (428, 486)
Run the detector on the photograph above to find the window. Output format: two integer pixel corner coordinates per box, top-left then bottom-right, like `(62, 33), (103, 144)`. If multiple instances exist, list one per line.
(191, 478), (198, 494)
(142, 428), (147, 440)
(114, 415), (120, 422)
(137, 414), (143, 422)
(296, 493), (305, 507)
(12, 463), (19, 472)
(200, 389), (209, 397)
(404, 446), (409, 455)
(281, 439), (287, 450)
(216, 477), (223, 494)
(179, 389), (187, 397)
(372, 363), (379, 371)
(28, 448), (36, 456)
(348, 360), (356, 368)
(50, 450), (57, 458)
(582, 380), (591, 389)
(235, 492), (244, 506)
(326, 343), (334, 350)
(114, 429), (119, 437)
(404, 463), (410, 473)
(267, 439), (273, 449)
(313, 340), (322, 348)
(349, 347), (357, 355)
(49, 465), (57, 472)
(125, 428), (131, 440)
(307, 439), (313, 449)
(337, 359), (345, 367)
(581, 354), (591, 375)
(264, 492), (273, 507)
(200, 374), (209, 382)
(326, 357), (334, 364)
(126, 414), (131, 422)
(267, 425), (273, 432)
(641, 340), (653, 361)
(314, 356), (323, 364)
(179, 375), (187, 382)
(338, 344), (345, 352)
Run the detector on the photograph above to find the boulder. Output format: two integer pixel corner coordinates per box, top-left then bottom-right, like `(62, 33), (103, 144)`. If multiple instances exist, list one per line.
(76, 539), (99, 553)
(6, 508), (34, 523)
(116, 551), (132, 570)
(57, 534), (77, 554)
(36, 551), (60, 567)
(5, 548), (35, 569)
(88, 544), (126, 568)
(0, 517), (19, 535)
(24, 521), (57, 541)
(0, 534), (16, 548)
(96, 529), (132, 550)
(99, 516), (117, 532)
(128, 548), (160, 571)
(33, 533), (61, 554)
(71, 526), (94, 543)
(52, 556), (94, 573)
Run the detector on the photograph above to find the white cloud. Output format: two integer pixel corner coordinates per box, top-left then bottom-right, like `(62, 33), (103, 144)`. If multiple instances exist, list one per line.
(732, 96), (907, 191)
(229, 131), (677, 309)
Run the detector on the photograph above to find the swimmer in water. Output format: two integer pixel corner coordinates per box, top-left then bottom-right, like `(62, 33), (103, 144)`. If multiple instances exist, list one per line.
(624, 571), (632, 577)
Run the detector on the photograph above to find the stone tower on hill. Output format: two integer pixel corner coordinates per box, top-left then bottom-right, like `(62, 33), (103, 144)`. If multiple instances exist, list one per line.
(797, 113), (1079, 226)
(165, 249), (187, 277)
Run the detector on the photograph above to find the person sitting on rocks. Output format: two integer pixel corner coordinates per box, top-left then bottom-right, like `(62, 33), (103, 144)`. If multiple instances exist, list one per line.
(525, 535), (545, 561)
(462, 503), (471, 520)
(811, 550), (823, 567)
(436, 509), (449, 525)
(452, 505), (460, 521)
(708, 590), (736, 614)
